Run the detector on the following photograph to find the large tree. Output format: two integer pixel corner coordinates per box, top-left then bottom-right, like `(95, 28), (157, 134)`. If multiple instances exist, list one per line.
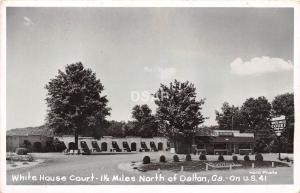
(131, 104), (158, 137)
(45, 62), (111, 148)
(103, 120), (126, 138)
(240, 96), (273, 152)
(271, 93), (294, 152)
(153, 79), (206, 152)
(215, 102), (243, 130)
(240, 96), (272, 133)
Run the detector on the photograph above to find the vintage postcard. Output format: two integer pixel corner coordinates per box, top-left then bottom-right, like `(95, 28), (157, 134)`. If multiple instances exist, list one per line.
(0, 1), (299, 193)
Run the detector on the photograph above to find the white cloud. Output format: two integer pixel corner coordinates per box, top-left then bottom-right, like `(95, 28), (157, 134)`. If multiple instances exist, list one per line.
(23, 16), (34, 26)
(230, 56), (293, 75)
(157, 67), (177, 80)
(143, 66), (177, 80)
(143, 66), (153, 72)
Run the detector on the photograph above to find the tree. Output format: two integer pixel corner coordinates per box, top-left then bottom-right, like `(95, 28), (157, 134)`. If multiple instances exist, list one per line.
(131, 104), (158, 137)
(132, 104), (152, 123)
(123, 121), (139, 136)
(271, 93), (294, 152)
(240, 96), (272, 133)
(215, 102), (242, 130)
(103, 120), (126, 138)
(45, 62), (111, 148)
(153, 79), (206, 153)
(239, 96), (272, 152)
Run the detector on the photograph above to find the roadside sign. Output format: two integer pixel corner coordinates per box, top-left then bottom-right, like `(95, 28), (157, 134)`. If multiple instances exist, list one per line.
(271, 115), (286, 135)
(271, 115), (286, 129)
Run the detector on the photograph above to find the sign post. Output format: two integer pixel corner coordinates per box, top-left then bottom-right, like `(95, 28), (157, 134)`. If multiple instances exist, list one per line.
(271, 115), (286, 160)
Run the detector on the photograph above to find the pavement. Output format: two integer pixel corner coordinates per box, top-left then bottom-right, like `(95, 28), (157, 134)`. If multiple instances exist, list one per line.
(6, 152), (293, 185)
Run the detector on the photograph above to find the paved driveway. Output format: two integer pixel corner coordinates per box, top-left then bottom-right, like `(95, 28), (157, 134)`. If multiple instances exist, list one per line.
(6, 152), (293, 185)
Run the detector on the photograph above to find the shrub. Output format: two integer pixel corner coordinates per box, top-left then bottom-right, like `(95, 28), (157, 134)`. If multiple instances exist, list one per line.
(28, 155), (34, 162)
(159, 155), (166, 162)
(255, 153), (263, 161)
(232, 155), (238, 162)
(199, 154), (207, 161)
(185, 154), (192, 161)
(218, 155), (225, 161)
(173, 155), (179, 162)
(15, 148), (29, 155)
(143, 156), (150, 164)
(244, 155), (250, 161)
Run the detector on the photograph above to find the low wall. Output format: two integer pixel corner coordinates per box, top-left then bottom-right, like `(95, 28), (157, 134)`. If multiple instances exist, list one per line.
(56, 136), (169, 152)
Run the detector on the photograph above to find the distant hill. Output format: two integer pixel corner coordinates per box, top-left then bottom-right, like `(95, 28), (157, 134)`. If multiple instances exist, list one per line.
(6, 125), (54, 137)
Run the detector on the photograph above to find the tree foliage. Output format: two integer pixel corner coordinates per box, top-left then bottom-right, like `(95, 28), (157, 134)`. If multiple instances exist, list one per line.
(239, 97), (273, 152)
(102, 120), (126, 138)
(153, 79), (206, 143)
(272, 93), (294, 117)
(45, 62), (111, 147)
(272, 93), (294, 152)
(131, 104), (158, 137)
(239, 96), (272, 133)
(215, 102), (242, 130)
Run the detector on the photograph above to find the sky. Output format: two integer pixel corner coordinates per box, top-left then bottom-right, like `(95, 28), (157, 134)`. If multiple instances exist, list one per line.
(6, 8), (294, 130)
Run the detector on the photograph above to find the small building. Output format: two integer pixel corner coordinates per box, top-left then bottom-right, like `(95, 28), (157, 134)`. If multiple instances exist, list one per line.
(195, 129), (255, 155)
(6, 126), (53, 152)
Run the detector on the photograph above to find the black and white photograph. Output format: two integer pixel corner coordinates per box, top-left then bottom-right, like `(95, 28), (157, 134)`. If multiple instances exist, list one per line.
(0, 1), (299, 192)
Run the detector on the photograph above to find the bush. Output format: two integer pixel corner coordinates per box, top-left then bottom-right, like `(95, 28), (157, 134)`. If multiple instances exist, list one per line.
(255, 153), (263, 161)
(185, 154), (192, 161)
(244, 155), (250, 161)
(159, 155), (166, 162)
(143, 156), (150, 164)
(28, 155), (34, 162)
(232, 155), (238, 162)
(218, 155), (225, 161)
(199, 154), (207, 160)
(15, 148), (29, 155)
(173, 155), (179, 162)
(6, 154), (34, 162)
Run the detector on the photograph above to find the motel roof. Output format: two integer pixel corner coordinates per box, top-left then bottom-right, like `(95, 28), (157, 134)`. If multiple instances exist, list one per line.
(6, 125), (53, 137)
(195, 129), (254, 138)
(210, 136), (255, 143)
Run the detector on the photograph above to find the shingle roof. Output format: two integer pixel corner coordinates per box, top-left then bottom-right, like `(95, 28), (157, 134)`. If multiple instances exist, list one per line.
(6, 125), (53, 137)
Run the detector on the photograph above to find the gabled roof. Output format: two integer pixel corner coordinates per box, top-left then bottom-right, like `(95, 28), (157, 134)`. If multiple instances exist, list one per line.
(6, 125), (53, 137)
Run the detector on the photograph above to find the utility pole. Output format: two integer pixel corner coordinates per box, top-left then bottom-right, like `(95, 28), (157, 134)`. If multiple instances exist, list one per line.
(276, 132), (282, 160)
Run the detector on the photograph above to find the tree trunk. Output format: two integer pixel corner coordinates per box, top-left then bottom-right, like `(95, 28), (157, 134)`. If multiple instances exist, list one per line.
(75, 130), (79, 150)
